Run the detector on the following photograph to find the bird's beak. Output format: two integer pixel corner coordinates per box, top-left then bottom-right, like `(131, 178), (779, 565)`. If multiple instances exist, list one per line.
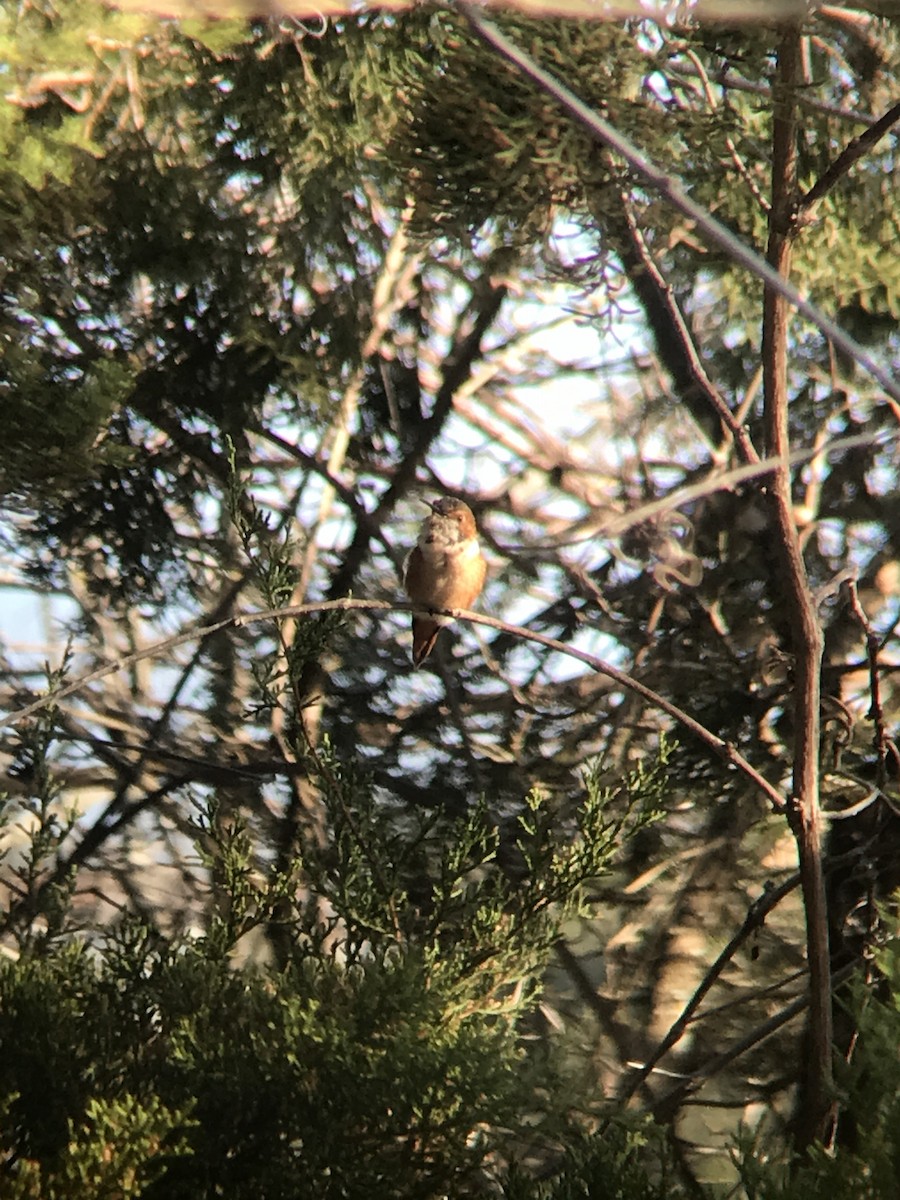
(420, 499), (437, 512)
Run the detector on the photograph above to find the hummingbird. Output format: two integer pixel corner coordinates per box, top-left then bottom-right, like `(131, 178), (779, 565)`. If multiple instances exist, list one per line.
(404, 497), (487, 667)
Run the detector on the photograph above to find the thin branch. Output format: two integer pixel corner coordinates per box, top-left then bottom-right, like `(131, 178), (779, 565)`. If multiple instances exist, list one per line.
(617, 872), (802, 1106)
(455, 3), (900, 406)
(650, 963), (855, 1124)
(799, 100), (900, 215)
(616, 191), (760, 462)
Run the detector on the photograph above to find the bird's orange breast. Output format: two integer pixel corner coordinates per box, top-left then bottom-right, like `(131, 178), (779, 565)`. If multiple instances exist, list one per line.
(405, 540), (486, 611)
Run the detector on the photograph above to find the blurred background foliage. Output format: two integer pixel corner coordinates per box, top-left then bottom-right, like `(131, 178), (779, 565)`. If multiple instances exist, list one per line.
(0, 0), (899, 1194)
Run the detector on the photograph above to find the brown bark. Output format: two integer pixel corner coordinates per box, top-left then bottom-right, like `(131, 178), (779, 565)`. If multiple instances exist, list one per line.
(761, 25), (833, 1150)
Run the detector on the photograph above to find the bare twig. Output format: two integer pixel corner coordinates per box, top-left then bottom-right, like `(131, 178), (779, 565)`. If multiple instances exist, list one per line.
(617, 873), (802, 1106)
(799, 101), (900, 216)
(617, 191), (761, 463)
(651, 963), (855, 1123)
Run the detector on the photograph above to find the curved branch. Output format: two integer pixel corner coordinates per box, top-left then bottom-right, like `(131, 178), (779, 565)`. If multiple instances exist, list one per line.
(6, 597), (786, 813)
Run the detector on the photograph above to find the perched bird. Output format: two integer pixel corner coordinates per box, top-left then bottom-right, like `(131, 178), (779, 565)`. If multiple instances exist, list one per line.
(404, 497), (487, 667)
